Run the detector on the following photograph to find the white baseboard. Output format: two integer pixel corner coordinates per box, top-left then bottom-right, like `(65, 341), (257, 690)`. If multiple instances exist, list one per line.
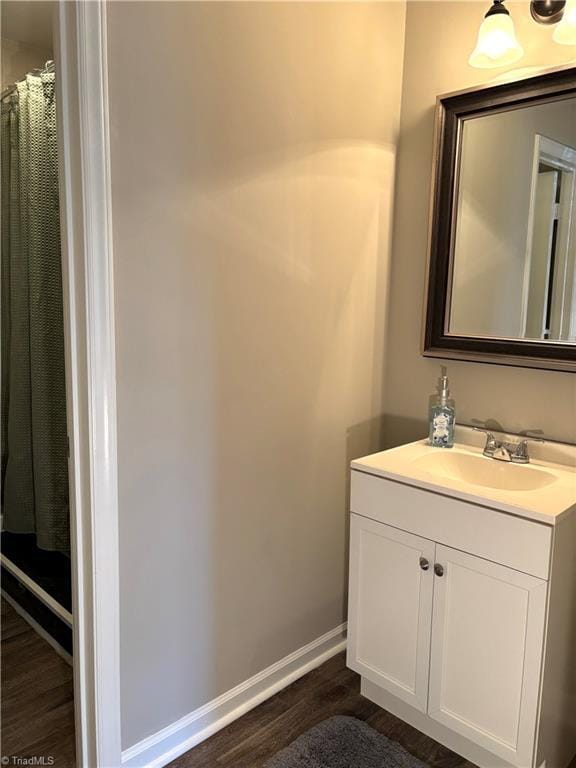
(1, 554), (73, 627)
(1, 589), (73, 665)
(121, 622), (347, 768)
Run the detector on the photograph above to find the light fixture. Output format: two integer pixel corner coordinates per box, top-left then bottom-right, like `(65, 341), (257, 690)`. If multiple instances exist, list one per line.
(469, 0), (575, 69)
(552, 0), (576, 43)
(469, 0), (524, 69)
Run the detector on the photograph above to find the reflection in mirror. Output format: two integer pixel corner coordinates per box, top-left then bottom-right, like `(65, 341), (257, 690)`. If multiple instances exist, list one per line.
(448, 96), (576, 343)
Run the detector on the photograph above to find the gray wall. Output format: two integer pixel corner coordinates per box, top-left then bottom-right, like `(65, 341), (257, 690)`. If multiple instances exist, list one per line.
(1, 38), (53, 89)
(384, 1), (576, 448)
(107, 1), (406, 749)
(1, 0), (53, 88)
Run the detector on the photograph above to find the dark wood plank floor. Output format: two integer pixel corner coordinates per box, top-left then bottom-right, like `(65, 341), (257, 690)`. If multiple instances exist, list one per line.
(1, 598), (75, 767)
(167, 652), (477, 768)
(4, 603), (573, 768)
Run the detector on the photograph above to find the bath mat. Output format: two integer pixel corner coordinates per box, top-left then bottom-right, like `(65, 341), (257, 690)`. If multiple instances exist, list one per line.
(264, 715), (429, 768)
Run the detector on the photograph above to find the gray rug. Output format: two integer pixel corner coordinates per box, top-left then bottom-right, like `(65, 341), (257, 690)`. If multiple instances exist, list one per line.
(264, 716), (428, 768)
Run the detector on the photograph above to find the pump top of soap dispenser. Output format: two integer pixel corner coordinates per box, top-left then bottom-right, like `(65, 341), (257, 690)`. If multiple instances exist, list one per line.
(437, 368), (450, 405)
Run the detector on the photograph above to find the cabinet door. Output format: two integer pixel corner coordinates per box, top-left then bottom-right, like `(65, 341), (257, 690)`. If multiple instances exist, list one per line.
(347, 513), (435, 712)
(428, 545), (547, 767)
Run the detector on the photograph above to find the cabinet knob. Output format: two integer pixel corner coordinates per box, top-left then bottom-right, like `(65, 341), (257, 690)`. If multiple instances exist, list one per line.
(434, 563), (444, 577)
(419, 557), (430, 571)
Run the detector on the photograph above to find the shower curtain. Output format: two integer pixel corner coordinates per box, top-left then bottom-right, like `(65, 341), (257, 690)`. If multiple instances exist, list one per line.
(1, 71), (69, 554)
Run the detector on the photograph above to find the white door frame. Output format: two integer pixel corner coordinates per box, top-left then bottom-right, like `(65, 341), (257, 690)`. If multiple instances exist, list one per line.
(521, 133), (576, 340)
(55, 1), (121, 766)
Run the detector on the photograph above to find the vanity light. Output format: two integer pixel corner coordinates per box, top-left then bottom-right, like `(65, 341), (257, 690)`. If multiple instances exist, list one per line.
(553, 0), (576, 43)
(470, 0), (575, 68)
(469, 0), (524, 69)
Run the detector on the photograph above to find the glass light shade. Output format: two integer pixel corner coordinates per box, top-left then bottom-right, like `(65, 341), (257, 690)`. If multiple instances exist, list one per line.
(469, 13), (524, 68)
(553, 0), (576, 44)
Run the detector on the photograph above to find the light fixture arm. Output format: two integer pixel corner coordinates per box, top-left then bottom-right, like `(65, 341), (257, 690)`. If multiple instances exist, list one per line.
(530, 0), (567, 24)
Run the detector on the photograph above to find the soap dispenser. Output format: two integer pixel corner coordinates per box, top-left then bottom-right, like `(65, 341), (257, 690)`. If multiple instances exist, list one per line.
(428, 367), (455, 448)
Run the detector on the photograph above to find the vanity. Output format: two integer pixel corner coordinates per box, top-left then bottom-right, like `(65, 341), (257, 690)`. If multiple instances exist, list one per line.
(346, 426), (576, 768)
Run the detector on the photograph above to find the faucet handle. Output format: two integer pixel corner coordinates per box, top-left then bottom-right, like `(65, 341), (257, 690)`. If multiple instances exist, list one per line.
(512, 437), (545, 463)
(472, 427), (498, 456)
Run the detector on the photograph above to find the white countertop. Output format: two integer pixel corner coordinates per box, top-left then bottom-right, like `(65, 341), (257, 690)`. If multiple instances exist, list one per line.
(351, 429), (576, 526)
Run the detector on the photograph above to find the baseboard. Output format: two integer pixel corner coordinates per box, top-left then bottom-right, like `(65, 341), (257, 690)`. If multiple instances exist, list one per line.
(121, 622), (347, 768)
(1, 589), (73, 665)
(1, 553), (73, 626)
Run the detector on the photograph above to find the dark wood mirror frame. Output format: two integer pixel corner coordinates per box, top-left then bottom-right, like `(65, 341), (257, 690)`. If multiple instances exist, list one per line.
(423, 66), (576, 373)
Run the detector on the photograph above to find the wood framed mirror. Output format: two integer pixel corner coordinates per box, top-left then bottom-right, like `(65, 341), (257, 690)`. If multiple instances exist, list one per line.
(423, 66), (576, 372)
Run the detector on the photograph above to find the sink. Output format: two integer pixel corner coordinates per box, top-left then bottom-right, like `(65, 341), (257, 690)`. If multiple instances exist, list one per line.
(412, 451), (556, 491)
(351, 427), (576, 523)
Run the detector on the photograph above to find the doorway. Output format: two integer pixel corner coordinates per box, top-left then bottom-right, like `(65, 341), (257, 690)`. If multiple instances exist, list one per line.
(1, 2), (121, 766)
(523, 134), (576, 341)
(1, 1), (74, 763)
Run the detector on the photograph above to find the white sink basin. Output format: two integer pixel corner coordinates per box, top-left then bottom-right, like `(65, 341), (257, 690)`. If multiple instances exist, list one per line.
(412, 451), (556, 492)
(351, 427), (576, 524)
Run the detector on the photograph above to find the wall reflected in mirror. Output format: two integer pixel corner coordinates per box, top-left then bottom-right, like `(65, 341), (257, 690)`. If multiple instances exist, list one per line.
(448, 96), (576, 343)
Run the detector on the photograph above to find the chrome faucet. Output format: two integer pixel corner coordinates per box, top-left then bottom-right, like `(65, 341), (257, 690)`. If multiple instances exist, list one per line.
(472, 427), (545, 464)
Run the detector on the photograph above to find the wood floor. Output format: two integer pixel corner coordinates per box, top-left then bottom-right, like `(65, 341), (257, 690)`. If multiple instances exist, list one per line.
(2, 606), (574, 768)
(167, 651), (477, 768)
(1, 598), (75, 767)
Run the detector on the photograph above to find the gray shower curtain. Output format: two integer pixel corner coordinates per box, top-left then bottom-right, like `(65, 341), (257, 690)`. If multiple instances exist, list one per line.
(1, 71), (69, 554)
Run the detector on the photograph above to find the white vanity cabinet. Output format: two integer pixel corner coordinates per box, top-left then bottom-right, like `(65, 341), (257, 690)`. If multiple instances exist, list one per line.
(347, 461), (576, 768)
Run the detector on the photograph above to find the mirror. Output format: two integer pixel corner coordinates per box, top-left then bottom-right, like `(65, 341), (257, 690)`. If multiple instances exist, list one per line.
(424, 67), (576, 372)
